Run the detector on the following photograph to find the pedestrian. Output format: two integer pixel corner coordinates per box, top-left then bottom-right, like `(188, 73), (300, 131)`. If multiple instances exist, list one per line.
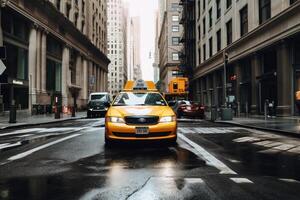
(268, 101), (273, 118)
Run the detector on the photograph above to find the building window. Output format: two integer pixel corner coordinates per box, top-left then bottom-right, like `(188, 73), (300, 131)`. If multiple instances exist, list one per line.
(216, 29), (221, 51)
(240, 5), (248, 37)
(172, 37), (180, 45)
(209, 8), (212, 27)
(203, 0), (206, 11)
(203, 44), (206, 61)
(226, 19), (232, 45)
(198, 25), (201, 40)
(209, 37), (213, 57)
(202, 17), (206, 35)
(172, 25), (179, 32)
(198, 48), (201, 64)
(172, 52), (179, 61)
(172, 15), (179, 22)
(226, 0), (232, 9)
(290, 0), (298, 4)
(216, 0), (221, 19)
(46, 60), (62, 92)
(197, 0), (201, 18)
(259, 0), (271, 24)
(56, 0), (61, 11)
(171, 3), (179, 11)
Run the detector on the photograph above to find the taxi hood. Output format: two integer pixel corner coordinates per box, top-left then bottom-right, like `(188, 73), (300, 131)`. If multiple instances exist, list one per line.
(107, 106), (175, 117)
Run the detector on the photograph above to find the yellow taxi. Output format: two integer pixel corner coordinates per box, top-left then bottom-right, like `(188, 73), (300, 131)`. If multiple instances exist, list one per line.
(105, 80), (177, 144)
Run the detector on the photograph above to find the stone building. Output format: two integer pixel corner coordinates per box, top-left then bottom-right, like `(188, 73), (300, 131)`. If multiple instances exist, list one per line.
(158, 0), (183, 93)
(0, 0), (109, 114)
(194, 0), (300, 116)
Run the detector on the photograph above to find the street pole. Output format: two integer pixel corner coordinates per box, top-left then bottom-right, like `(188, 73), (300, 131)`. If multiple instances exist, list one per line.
(223, 52), (228, 108)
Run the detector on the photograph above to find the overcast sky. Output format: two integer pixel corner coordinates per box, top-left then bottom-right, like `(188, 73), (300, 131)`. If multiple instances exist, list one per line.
(127, 0), (158, 81)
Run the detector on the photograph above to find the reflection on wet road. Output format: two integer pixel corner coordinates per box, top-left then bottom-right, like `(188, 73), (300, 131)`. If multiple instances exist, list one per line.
(0, 119), (300, 199)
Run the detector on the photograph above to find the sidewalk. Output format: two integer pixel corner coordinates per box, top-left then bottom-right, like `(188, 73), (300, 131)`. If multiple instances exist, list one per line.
(0, 111), (87, 130)
(216, 116), (300, 137)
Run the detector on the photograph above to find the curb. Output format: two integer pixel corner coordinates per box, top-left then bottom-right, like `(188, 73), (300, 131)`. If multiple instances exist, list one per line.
(0, 116), (87, 131)
(215, 120), (300, 139)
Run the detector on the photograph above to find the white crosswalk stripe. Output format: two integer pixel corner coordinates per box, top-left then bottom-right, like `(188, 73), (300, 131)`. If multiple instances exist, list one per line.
(178, 127), (236, 134)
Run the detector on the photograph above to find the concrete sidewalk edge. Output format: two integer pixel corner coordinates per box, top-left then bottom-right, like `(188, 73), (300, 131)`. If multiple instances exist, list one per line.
(0, 116), (87, 131)
(215, 120), (300, 139)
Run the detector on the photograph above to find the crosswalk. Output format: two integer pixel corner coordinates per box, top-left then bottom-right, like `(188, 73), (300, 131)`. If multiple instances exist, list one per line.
(178, 127), (240, 134)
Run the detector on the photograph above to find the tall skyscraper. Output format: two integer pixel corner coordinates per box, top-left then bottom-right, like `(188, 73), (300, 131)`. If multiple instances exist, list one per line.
(107, 0), (129, 96)
(128, 16), (142, 81)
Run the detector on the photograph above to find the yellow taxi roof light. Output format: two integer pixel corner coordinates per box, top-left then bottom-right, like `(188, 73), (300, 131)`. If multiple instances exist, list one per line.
(124, 80), (157, 91)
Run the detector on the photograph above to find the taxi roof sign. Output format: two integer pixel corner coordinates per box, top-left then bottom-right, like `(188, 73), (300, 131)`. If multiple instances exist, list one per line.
(124, 80), (157, 91)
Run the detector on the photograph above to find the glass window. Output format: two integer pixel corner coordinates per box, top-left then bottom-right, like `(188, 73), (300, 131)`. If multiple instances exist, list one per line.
(172, 25), (179, 32)
(113, 92), (167, 106)
(216, 29), (221, 51)
(171, 3), (179, 11)
(226, 0), (232, 9)
(172, 15), (179, 22)
(91, 94), (107, 101)
(226, 19), (232, 45)
(216, 0), (221, 19)
(172, 52), (179, 61)
(202, 17), (206, 35)
(240, 5), (248, 37)
(3, 42), (28, 80)
(209, 37), (213, 57)
(172, 37), (180, 45)
(209, 8), (212, 27)
(203, 44), (206, 61)
(259, 0), (271, 24)
(46, 59), (62, 92)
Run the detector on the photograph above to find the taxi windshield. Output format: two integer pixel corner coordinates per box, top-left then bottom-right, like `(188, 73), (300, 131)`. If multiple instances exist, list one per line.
(113, 92), (167, 106)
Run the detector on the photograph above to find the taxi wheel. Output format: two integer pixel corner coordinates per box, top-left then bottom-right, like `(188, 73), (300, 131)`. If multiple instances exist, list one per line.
(168, 137), (177, 146)
(105, 136), (114, 147)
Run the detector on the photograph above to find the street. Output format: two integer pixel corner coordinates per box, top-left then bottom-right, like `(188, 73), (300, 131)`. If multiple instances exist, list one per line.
(0, 118), (300, 200)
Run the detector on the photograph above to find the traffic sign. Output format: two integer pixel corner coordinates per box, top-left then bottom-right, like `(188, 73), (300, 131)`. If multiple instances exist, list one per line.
(0, 60), (6, 75)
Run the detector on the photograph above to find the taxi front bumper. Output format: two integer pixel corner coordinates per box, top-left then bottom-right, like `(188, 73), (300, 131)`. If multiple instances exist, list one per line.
(105, 121), (177, 141)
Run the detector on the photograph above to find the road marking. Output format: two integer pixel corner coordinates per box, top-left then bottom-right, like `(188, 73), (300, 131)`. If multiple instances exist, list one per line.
(279, 178), (300, 183)
(6, 134), (82, 162)
(0, 142), (22, 150)
(178, 133), (237, 175)
(230, 178), (253, 184)
(178, 127), (235, 134)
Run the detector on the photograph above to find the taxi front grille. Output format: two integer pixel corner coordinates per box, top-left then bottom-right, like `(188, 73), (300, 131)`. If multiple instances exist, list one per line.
(124, 116), (159, 125)
(113, 132), (171, 138)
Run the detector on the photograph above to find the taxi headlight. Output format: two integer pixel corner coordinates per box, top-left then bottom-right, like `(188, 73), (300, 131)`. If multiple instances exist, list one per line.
(159, 116), (176, 123)
(106, 117), (125, 123)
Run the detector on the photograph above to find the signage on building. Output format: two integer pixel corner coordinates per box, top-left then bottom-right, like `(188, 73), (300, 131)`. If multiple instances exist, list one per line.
(0, 60), (6, 75)
(12, 80), (24, 85)
(0, 46), (6, 60)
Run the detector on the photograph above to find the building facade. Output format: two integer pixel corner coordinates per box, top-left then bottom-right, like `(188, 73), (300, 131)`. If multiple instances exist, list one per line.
(128, 16), (142, 81)
(194, 0), (300, 116)
(107, 0), (128, 96)
(0, 0), (109, 114)
(158, 0), (183, 93)
(179, 0), (196, 92)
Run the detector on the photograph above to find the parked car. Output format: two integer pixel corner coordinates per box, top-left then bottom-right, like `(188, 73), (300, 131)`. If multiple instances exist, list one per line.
(173, 100), (205, 119)
(87, 92), (111, 118)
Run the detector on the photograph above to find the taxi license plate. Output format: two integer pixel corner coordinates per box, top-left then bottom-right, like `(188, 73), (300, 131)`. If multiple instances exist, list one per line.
(135, 127), (149, 135)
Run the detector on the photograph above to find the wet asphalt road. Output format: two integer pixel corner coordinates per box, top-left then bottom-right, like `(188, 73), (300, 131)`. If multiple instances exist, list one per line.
(0, 118), (300, 200)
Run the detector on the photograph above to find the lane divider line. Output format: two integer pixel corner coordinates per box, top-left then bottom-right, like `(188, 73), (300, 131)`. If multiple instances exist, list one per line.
(7, 133), (82, 162)
(178, 133), (237, 175)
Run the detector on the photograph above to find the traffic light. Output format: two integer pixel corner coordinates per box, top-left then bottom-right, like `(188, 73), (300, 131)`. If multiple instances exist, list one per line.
(230, 75), (237, 81)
